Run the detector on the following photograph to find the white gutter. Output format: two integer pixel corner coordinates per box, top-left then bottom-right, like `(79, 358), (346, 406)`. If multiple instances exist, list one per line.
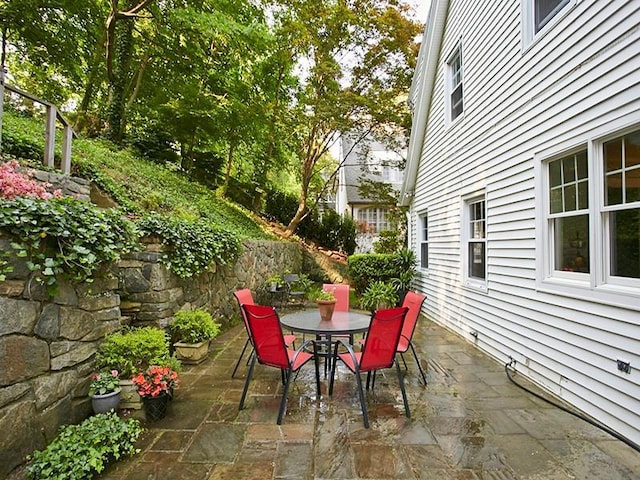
(400, 0), (450, 206)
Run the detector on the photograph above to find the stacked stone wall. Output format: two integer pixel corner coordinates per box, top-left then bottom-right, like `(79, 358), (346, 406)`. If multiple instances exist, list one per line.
(0, 235), (122, 477)
(118, 238), (304, 328)
(0, 237), (304, 477)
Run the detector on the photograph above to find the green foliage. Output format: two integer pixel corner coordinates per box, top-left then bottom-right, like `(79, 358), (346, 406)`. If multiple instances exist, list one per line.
(263, 188), (299, 225)
(25, 411), (143, 480)
(360, 281), (398, 312)
(169, 309), (221, 344)
(89, 370), (120, 396)
(373, 230), (402, 254)
(313, 210), (357, 255)
(347, 253), (398, 294)
(96, 327), (174, 379)
(0, 196), (138, 290)
(306, 287), (335, 302)
(137, 213), (241, 278)
(72, 137), (270, 240)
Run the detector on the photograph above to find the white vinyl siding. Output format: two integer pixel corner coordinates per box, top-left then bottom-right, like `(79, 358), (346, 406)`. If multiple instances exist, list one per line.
(408, 0), (640, 445)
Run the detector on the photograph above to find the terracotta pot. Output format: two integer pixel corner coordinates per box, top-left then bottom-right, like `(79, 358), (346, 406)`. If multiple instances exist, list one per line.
(317, 300), (336, 322)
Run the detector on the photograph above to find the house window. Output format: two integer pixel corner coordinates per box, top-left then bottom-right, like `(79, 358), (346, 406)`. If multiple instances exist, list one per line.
(357, 207), (389, 233)
(604, 131), (640, 280)
(447, 45), (463, 122)
(535, 0), (570, 32)
(548, 150), (590, 273)
(420, 213), (428, 269)
(464, 197), (486, 284)
(522, 0), (573, 47)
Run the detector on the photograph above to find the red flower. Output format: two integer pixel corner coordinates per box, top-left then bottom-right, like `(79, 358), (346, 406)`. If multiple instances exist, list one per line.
(132, 365), (180, 398)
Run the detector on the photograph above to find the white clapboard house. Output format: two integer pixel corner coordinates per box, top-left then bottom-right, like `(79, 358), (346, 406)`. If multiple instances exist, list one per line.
(401, 0), (640, 444)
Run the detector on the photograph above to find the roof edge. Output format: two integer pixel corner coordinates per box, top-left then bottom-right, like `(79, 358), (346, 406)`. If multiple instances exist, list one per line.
(400, 0), (450, 206)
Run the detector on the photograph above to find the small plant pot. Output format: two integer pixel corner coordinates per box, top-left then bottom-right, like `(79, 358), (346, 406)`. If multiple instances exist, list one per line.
(119, 379), (143, 410)
(174, 340), (210, 364)
(91, 388), (122, 414)
(143, 392), (170, 421)
(317, 300), (336, 322)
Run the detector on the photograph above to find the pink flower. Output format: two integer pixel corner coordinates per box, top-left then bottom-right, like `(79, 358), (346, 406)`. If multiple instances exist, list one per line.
(0, 160), (59, 200)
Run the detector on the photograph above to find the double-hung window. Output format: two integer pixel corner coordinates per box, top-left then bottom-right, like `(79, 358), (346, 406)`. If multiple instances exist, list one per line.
(464, 197), (486, 287)
(603, 131), (640, 281)
(447, 44), (463, 122)
(541, 127), (640, 307)
(548, 150), (589, 274)
(420, 213), (428, 269)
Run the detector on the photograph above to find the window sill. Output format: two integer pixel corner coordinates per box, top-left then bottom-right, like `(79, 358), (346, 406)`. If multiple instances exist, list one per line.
(538, 278), (640, 312)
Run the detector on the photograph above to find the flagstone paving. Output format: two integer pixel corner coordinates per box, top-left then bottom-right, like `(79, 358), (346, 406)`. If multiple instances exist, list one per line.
(99, 316), (640, 480)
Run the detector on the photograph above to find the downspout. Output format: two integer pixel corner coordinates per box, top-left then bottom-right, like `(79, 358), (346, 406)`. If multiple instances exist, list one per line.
(400, 0), (450, 207)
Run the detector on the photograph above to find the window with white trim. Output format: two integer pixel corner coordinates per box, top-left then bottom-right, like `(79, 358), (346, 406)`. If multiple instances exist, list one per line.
(603, 130), (640, 280)
(446, 44), (463, 122)
(541, 127), (640, 304)
(356, 207), (389, 233)
(547, 150), (590, 274)
(522, 0), (573, 47)
(464, 196), (486, 285)
(420, 213), (428, 269)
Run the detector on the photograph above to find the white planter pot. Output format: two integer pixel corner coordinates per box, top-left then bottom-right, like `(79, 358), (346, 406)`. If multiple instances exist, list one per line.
(174, 340), (210, 364)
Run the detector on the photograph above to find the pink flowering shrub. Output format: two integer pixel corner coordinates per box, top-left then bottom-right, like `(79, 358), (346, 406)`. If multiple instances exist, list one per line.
(0, 160), (62, 199)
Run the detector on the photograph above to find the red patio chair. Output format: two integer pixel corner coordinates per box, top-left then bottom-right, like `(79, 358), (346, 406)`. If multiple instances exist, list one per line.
(239, 304), (320, 424)
(397, 291), (428, 385)
(232, 288), (296, 378)
(328, 306), (410, 428)
(323, 283), (350, 311)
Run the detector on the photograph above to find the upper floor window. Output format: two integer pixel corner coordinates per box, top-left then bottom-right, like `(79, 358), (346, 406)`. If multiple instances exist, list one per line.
(535, 0), (570, 32)
(446, 44), (463, 122)
(420, 213), (428, 269)
(522, 0), (573, 47)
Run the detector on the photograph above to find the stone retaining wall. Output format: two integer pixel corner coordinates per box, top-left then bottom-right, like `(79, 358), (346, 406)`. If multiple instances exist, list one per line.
(0, 237), (304, 477)
(117, 238), (304, 328)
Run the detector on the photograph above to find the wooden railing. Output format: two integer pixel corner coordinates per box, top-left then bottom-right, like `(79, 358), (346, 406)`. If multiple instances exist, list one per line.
(0, 67), (75, 174)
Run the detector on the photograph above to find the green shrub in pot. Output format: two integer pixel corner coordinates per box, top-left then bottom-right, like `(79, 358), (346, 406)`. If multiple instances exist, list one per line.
(96, 326), (173, 379)
(169, 309), (221, 344)
(360, 281), (398, 312)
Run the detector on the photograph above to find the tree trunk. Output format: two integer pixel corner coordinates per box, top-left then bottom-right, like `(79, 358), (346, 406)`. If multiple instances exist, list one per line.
(105, 18), (134, 144)
(222, 138), (236, 198)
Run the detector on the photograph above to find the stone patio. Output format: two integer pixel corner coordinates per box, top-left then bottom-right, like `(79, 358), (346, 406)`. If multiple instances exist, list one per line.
(97, 316), (640, 480)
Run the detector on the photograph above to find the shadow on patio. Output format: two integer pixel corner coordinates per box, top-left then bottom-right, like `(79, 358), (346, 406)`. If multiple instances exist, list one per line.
(100, 316), (640, 480)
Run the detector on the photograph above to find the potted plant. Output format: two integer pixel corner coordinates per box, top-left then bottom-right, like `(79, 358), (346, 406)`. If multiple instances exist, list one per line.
(360, 281), (398, 312)
(95, 326), (178, 409)
(308, 287), (337, 321)
(132, 365), (180, 421)
(266, 273), (284, 292)
(169, 309), (221, 364)
(88, 370), (121, 414)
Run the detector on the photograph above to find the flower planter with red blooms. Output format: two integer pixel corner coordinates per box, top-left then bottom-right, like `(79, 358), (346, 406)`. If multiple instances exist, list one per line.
(132, 365), (180, 421)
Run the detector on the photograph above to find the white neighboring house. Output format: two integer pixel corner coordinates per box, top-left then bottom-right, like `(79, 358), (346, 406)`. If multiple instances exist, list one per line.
(402, 0), (640, 445)
(336, 134), (405, 252)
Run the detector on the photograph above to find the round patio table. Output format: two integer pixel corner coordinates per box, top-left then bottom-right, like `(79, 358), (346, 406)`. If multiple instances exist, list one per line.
(280, 309), (371, 374)
(279, 308), (371, 336)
